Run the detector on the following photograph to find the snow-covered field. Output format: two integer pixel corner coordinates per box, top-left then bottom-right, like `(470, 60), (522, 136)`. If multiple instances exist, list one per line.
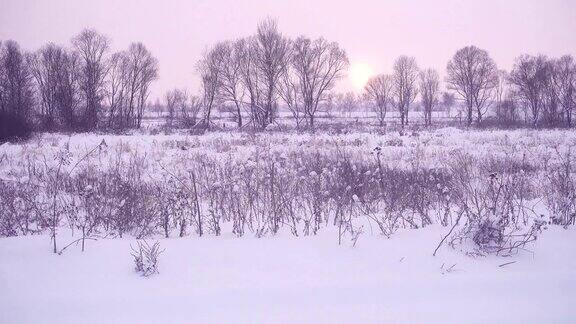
(1, 127), (576, 323)
(1, 226), (574, 323)
(2, 126), (576, 173)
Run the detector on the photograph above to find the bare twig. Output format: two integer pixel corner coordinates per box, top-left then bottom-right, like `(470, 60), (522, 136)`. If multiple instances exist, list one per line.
(498, 261), (517, 268)
(433, 210), (464, 256)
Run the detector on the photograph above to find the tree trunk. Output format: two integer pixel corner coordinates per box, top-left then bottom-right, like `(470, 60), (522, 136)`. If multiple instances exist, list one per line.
(236, 103), (242, 128)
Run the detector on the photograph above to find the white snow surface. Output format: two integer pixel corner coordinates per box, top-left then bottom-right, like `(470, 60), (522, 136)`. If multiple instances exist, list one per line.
(1, 226), (574, 324)
(1, 128), (576, 323)
(1, 128), (576, 189)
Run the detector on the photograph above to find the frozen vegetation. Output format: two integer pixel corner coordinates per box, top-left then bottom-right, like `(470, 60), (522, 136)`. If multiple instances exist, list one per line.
(1, 127), (575, 323)
(1, 1), (575, 322)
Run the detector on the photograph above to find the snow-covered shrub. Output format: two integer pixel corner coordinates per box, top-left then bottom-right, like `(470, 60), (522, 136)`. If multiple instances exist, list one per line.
(65, 169), (107, 251)
(97, 152), (160, 239)
(544, 148), (576, 227)
(365, 146), (454, 236)
(448, 152), (545, 255)
(383, 136), (403, 147)
(131, 240), (164, 277)
(161, 178), (196, 238)
(472, 219), (504, 248)
(0, 181), (40, 236)
(2, 128), (575, 256)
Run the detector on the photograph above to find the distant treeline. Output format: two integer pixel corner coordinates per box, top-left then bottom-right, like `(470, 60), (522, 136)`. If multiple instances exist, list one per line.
(162, 19), (576, 131)
(1, 19), (575, 141)
(0, 29), (158, 141)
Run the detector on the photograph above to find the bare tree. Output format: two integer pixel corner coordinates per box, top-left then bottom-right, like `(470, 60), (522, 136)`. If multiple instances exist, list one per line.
(0, 40), (35, 138)
(0, 40), (34, 115)
(494, 70), (519, 124)
(215, 41), (245, 127)
(104, 44), (157, 129)
(105, 51), (129, 129)
(392, 56), (419, 127)
(28, 43), (65, 130)
(419, 68), (440, 126)
(446, 46), (498, 126)
(72, 29), (110, 130)
(364, 74), (393, 126)
(494, 70), (509, 105)
(332, 92), (358, 117)
(542, 60), (562, 126)
(55, 51), (81, 129)
(150, 98), (163, 118)
(29, 44), (82, 130)
(164, 88), (188, 128)
(237, 37), (263, 128)
(290, 36), (348, 127)
(125, 43), (159, 128)
(552, 55), (576, 127)
(253, 18), (290, 128)
(165, 89), (179, 128)
(135, 45), (158, 128)
(509, 54), (549, 126)
(278, 66), (305, 127)
(197, 46), (223, 128)
(441, 92), (455, 115)
(185, 95), (202, 127)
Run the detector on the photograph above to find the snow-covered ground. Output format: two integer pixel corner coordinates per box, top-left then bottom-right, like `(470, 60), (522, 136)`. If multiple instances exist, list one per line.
(1, 128), (576, 323)
(2, 127), (576, 175)
(1, 226), (575, 323)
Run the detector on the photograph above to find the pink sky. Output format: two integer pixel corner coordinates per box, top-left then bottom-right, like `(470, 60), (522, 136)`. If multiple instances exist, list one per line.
(1, 0), (575, 99)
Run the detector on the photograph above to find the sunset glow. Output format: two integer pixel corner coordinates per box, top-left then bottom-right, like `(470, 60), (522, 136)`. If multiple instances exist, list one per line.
(349, 61), (374, 91)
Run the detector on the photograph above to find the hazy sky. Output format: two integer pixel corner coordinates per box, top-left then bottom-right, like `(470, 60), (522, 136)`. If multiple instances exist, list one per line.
(1, 0), (575, 99)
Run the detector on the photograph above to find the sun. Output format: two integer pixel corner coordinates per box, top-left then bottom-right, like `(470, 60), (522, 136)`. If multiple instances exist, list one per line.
(349, 62), (374, 91)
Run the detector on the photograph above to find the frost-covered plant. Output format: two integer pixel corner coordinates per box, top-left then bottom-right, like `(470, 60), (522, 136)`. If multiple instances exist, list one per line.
(131, 240), (164, 277)
(42, 143), (73, 253)
(383, 135), (403, 147)
(447, 153), (544, 255)
(0, 180), (41, 236)
(545, 147), (576, 227)
(2, 128), (575, 257)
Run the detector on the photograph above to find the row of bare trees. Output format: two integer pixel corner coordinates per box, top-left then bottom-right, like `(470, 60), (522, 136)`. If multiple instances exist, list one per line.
(364, 56), (433, 127)
(3, 27), (575, 137)
(364, 46), (576, 128)
(507, 55), (576, 127)
(0, 40), (35, 140)
(0, 29), (158, 140)
(164, 89), (201, 128)
(105, 42), (158, 129)
(172, 19), (349, 130)
(365, 56), (444, 127)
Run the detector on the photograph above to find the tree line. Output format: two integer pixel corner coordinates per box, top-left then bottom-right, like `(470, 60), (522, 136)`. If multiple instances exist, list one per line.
(166, 22), (576, 130)
(365, 46), (576, 128)
(2, 20), (576, 142)
(0, 29), (158, 141)
(175, 18), (349, 130)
